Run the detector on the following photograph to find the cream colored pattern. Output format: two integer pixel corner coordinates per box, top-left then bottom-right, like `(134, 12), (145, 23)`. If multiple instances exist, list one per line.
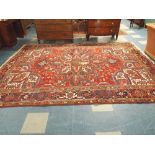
(120, 24), (129, 30)
(20, 113), (49, 134)
(91, 104), (113, 112)
(117, 36), (128, 42)
(139, 40), (147, 45)
(96, 131), (121, 135)
(126, 30), (135, 34)
(131, 34), (143, 39)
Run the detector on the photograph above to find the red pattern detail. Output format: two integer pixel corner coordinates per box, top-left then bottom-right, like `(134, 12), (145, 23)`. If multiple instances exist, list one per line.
(0, 42), (155, 107)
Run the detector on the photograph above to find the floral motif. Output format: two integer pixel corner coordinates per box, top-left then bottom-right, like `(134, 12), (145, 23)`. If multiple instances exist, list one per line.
(116, 91), (128, 98)
(0, 42), (155, 107)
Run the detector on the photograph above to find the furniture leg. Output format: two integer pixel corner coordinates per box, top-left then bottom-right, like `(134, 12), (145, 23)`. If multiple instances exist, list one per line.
(130, 20), (133, 28)
(70, 39), (74, 43)
(86, 34), (89, 41)
(116, 33), (118, 40)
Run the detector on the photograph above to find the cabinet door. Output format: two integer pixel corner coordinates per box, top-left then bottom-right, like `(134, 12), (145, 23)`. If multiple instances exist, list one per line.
(0, 35), (3, 48)
(12, 20), (25, 38)
(0, 21), (17, 47)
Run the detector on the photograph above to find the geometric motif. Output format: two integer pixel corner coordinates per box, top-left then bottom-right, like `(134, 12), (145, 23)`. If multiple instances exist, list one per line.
(0, 42), (155, 107)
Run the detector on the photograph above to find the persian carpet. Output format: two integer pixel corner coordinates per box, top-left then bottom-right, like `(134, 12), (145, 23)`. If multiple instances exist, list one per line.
(0, 42), (155, 107)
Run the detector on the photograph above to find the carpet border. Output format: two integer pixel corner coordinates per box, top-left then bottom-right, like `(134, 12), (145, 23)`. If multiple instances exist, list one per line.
(0, 98), (155, 108)
(0, 42), (155, 107)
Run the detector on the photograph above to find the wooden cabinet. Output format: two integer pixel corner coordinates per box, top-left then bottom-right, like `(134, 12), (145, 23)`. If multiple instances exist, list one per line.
(145, 23), (155, 60)
(0, 20), (17, 47)
(0, 35), (2, 48)
(0, 19), (32, 49)
(20, 19), (34, 34)
(12, 20), (25, 38)
(73, 19), (87, 33)
(86, 19), (121, 40)
(34, 19), (73, 43)
(130, 19), (144, 28)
